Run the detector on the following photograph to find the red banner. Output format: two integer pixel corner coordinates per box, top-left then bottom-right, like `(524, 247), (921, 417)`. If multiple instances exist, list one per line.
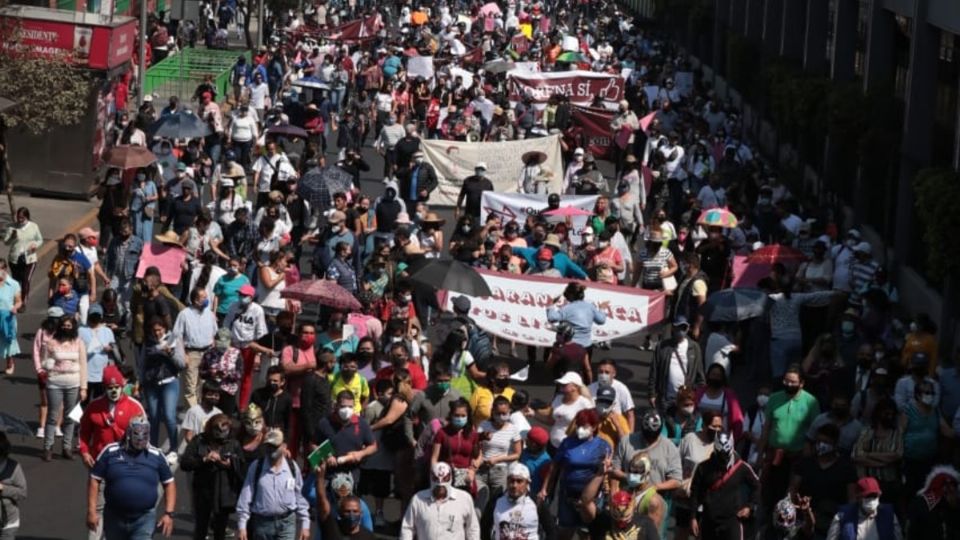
(325, 14), (382, 44)
(0, 9), (136, 70)
(508, 70), (625, 105)
(572, 106), (615, 160)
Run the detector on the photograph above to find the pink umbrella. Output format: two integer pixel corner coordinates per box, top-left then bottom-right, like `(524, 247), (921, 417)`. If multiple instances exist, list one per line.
(640, 111), (657, 133)
(280, 279), (361, 311)
(542, 207), (593, 218)
(480, 2), (502, 16)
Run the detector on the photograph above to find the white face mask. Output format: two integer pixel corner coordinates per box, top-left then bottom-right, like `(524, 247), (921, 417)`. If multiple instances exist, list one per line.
(756, 395), (769, 408)
(681, 405), (695, 416)
(598, 373), (612, 384)
(860, 497), (880, 515)
(920, 394), (935, 406)
(338, 406), (353, 421)
(576, 426), (592, 440)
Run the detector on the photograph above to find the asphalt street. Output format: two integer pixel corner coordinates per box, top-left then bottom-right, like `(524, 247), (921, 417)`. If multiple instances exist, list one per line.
(1, 145), (659, 540)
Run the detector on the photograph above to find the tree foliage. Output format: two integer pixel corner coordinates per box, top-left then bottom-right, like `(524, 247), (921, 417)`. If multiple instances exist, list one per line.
(0, 26), (93, 135)
(913, 168), (960, 281)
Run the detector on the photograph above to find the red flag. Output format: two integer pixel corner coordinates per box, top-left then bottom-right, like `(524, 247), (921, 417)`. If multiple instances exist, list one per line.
(571, 106), (616, 160)
(639, 111), (657, 133)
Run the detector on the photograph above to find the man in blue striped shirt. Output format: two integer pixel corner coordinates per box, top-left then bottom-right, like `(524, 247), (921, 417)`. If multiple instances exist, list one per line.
(236, 429), (311, 540)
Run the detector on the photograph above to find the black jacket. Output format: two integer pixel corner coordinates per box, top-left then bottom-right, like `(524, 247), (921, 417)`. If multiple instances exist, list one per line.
(250, 388), (293, 436)
(398, 162), (438, 202)
(179, 436), (245, 511)
(300, 371), (332, 445)
(648, 337), (705, 404)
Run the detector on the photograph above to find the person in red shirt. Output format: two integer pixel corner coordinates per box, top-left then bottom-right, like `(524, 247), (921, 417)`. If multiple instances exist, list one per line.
(79, 365), (146, 466)
(375, 341), (427, 390)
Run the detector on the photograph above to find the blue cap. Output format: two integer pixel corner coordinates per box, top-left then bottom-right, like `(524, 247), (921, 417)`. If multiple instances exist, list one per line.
(88, 303), (104, 316)
(673, 315), (690, 328)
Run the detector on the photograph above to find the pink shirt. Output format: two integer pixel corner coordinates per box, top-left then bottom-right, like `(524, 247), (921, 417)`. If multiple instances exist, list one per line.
(280, 344), (317, 408)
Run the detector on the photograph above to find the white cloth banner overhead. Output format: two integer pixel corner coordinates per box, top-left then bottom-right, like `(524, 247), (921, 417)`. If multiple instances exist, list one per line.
(479, 192), (598, 244)
(421, 135), (564, 206)
(407, 56), (434, 80)
(445, 269), (667, 347)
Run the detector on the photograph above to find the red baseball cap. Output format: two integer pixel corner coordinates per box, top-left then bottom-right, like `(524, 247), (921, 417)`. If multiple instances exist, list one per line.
(857, 477), (881, 497)
(102, 365), (125, 387)
(526, 426), (549, 447)
(239, 284), (256, 296)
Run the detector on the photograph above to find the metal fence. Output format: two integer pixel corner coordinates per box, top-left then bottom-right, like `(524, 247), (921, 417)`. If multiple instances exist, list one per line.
(143, 48), (247, 104)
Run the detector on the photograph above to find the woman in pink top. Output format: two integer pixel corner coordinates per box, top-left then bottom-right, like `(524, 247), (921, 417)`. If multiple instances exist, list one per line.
(280, 323), (317, 458)
(39, 314), (87, 461)
(32, 307), (63, 439)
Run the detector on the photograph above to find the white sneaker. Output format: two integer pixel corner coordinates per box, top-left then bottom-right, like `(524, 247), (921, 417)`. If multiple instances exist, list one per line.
(55, 426), (63, 438)
(35, 426), (44, 439)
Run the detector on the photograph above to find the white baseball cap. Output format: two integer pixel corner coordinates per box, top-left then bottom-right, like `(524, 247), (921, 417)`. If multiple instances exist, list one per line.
(555, 371), (584, 386)
(475, 161), (488, 170)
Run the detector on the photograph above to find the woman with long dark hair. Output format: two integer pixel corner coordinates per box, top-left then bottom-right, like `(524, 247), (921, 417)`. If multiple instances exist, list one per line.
(180, 412), (244, 540)
(138, 315), (186, 448)
(431, 398), (481, 494)
(39, 314), (87, 461)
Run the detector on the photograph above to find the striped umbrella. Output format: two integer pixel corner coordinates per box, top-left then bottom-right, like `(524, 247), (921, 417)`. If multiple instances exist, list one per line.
(697, 207), (739, 229)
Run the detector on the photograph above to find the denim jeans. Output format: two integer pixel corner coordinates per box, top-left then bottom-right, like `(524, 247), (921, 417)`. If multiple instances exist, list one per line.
(45, 385), (79, 451)
(143, 379), (180, 448)
(104, 507), (156, 540)
(769, 335), (801, 379)
(248, 512), (296, 540)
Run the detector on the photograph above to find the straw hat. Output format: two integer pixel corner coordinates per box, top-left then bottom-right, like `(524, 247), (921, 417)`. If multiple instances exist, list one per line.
(154, 230), (182, 246)
(421, 212), (446, 225)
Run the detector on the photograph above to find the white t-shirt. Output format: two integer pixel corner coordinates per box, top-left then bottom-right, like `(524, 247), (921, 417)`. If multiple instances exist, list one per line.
(549, 395), (593, 448)
(478, 421), (521, 460)
(230, 114), (258, 141)
(182, 404), (222, 434)
(781, 214), (803, 237)
(492, 495), (539, 540)
(79, 245), (99, 268)
(588, 379), (636, 416)
(375, 92), (394, 112)
(252, 154), (296, 193)
(224, 301), (269, 347)
(667, 339), (690, 401)
(509, 411), (532, 439)
(249, 82), (270, 109)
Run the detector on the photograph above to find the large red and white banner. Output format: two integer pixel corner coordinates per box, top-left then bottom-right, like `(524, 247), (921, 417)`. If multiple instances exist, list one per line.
(571, 106), (616, 160)
(446, 269), (667, 347)
(507, 70), (626, 106)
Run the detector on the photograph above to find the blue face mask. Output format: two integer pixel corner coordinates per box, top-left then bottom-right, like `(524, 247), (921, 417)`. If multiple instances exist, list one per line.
(199, 299), (210, 310)
(451, 416), (468, 429)
(339, 512), (362, 529)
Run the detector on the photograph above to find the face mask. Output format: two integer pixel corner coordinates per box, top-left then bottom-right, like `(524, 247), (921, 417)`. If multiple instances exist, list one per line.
(357, 350), (374, 362)
(244, 419), (264, 434)
(681, 405), (695, 416)
(598, 373), (612, 384)
(329, 320), (344, 331)
(198, 299), (210, 310)
(339, 512), (363, 530)
(58, 285), (70, 295)
(214, 424), (231, 440)
(126, 422), (151, 451)
(920, 394), (935, 406)
(476, 170), (486, 177)
(401, 295), (413, 304)
(461, 225), (472, 234)
(269, 382), (283, 393)
(627, 473), (646, 488)
(861, 497), (880, 515)
(106, 386), (123, 402)
(784, 384), (801, 395)
(815, 442), (834, 456)
(451, 416), (468, 429)
(756, 395), (769, 408)
(330, 224), (342, 234)
(300, 335), (316, 348)
(496, 413), (510, 424)
(674, 328), (688, 340)
(338, 406), (354, 421)
(435, 381), (451, 394)
(240, 296), (253, 306)
(576, 426), (592, 440)
(537, 260), (551, 271)
(707, 378), (723, 389)
(646, 242), (660, 252)
(265, 444), (283, 461)
(227, 267), (239, 277)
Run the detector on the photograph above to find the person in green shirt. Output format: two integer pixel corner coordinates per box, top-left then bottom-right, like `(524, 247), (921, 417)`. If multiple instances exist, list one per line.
(758, 364), (821, 522)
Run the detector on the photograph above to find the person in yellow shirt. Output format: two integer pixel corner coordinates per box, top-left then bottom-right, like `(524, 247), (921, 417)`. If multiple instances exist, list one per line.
(567, 385), (630, 449)
(900, 314), (938, 376)
(330, 354), (369, 414)
(470, 363), (515, 426)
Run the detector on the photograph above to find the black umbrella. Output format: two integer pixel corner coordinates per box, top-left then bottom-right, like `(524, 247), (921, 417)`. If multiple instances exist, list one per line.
(149, 109), (212, 139)
(0, 412), (33, 437)
(701, 288), (771, 322)
(409, 258), (492, 297)
(298, 167), (331, 210)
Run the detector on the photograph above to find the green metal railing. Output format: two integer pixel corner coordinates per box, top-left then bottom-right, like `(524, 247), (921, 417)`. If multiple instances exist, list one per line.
(144, 48), (248, 104)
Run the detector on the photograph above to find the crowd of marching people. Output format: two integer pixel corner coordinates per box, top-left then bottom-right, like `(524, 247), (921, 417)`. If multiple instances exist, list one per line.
(2, 1), (960, 540)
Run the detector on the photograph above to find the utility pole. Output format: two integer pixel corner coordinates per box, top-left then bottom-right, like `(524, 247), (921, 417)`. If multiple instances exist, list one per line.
(138, 0), (147, 105)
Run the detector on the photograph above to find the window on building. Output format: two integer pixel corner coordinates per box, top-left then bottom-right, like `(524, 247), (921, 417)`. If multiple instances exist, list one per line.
(932, 30), (959, 168)
(894, 15), (912, 99)
(854, 0), (869, 78)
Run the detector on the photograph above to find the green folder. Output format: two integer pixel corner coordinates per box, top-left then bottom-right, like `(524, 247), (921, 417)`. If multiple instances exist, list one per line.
(308, 439), (335, 469)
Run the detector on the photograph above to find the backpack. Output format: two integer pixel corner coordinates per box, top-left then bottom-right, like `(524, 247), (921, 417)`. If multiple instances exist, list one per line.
(458, 317), (493, 370)
(252, 455), (299, 504)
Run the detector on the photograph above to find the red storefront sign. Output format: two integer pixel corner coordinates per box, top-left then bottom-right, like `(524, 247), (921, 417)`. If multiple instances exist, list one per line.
(0, 7), (136, 70)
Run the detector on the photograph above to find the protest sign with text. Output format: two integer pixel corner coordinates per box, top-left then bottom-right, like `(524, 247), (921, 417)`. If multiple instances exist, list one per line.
(571, 106), (616, 160)
(479, 192), (597, 244)
(445, 270), (666, 347)
(507, 70), (625, 107)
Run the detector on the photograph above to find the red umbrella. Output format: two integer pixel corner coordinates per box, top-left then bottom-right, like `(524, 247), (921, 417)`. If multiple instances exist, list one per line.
(747, 244), (808, 265)
(542, 206), (593, 218)
(280, 279), (361, 311)
(103, 145), (157, 170)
